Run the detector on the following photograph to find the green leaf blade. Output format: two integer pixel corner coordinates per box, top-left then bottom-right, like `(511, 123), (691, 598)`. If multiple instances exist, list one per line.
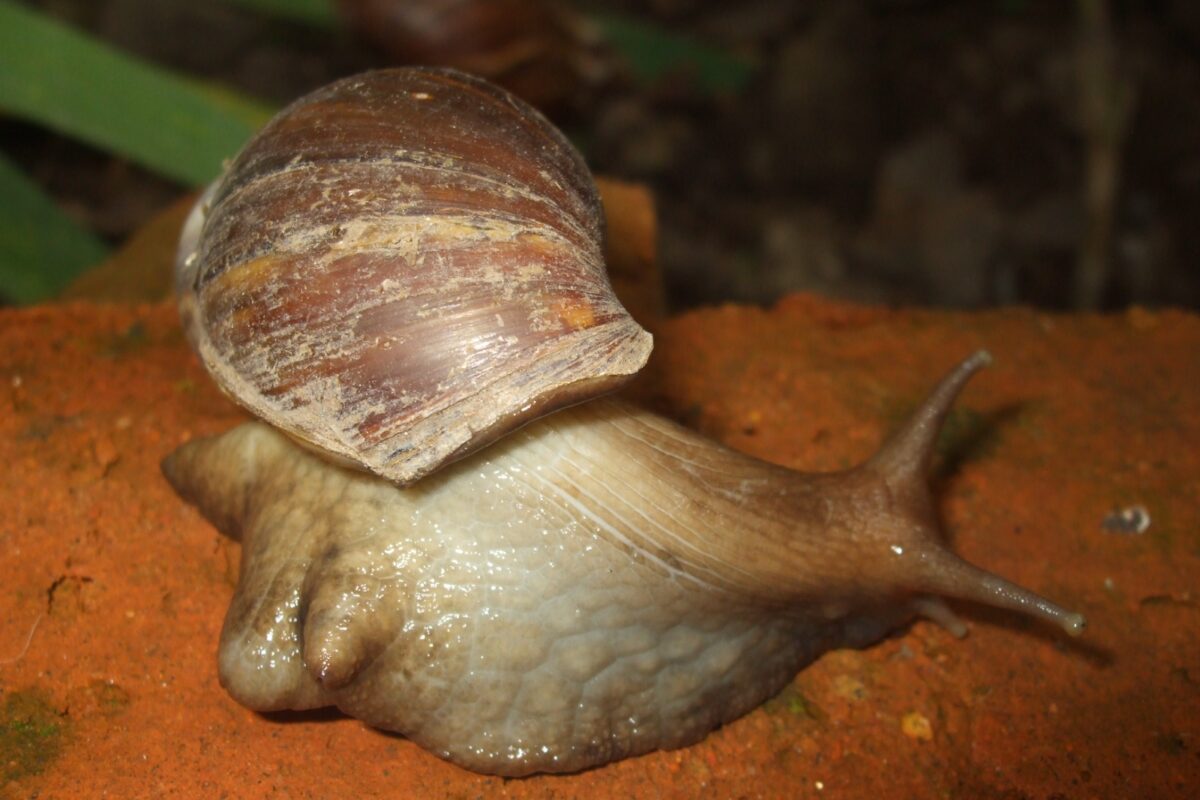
(0, 0), (274, 187)
(0, 153), (109, 304)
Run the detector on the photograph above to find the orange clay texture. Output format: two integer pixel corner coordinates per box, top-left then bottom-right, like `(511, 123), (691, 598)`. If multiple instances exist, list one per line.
(1, 178), (1198, 797)
(2, 299), (1198, 799)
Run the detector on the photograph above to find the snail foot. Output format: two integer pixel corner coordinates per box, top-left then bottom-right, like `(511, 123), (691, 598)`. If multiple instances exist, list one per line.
(300, 547), (399, 690)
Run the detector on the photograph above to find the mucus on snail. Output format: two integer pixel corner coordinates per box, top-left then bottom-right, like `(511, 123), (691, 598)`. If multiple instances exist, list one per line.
(163, 67), (1086, 777)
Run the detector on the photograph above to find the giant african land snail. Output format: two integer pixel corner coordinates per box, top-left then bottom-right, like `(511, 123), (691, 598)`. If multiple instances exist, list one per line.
(162, 67), (1085, 776)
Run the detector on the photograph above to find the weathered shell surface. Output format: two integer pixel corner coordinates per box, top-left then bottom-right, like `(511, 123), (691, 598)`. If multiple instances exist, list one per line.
(176, 67), (651, 485)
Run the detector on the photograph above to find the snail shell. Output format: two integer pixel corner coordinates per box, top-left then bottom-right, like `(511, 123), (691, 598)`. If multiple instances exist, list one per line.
(175, 67), (651, 486)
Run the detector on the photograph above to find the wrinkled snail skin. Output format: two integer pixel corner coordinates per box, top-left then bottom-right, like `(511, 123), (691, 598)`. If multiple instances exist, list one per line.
(163, 362), (1084, 776)
(163, 67), (1085, 776)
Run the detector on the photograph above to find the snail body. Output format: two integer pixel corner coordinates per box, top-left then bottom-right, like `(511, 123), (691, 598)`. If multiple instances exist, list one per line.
(164, 68), (1084, 776)
(163, 401), (873, 774)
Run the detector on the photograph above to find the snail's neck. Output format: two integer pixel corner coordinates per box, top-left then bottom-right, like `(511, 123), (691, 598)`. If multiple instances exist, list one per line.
(509, 399), (1085, 639)
(476, 397), (886, 606)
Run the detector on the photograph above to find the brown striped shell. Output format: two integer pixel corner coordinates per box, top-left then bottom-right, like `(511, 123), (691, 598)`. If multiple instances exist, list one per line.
(175, 67), (652, 486)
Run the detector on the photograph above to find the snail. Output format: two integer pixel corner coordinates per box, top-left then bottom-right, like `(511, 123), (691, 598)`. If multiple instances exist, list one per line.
(162, 67), (1086, 776)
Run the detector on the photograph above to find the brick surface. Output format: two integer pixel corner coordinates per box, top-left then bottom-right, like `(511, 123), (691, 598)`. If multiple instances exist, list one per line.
(1, 295), (1196, 798)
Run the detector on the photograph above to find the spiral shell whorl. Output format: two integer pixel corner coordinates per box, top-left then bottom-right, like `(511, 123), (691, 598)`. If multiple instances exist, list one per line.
(177, 68), (651, 485)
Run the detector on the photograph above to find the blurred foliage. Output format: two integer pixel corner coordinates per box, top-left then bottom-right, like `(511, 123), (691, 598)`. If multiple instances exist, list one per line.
(0, 0), (273, 303)
(0, 0), (752, 304)
(221, 0), (339, 27)
(588, 11), (753, 94)
(0, 2), (272, 184)
(0, 151), (108, 303)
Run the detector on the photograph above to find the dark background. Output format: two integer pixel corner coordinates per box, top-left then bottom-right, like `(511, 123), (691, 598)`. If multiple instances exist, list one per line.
(7, 0), (1200, 311)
